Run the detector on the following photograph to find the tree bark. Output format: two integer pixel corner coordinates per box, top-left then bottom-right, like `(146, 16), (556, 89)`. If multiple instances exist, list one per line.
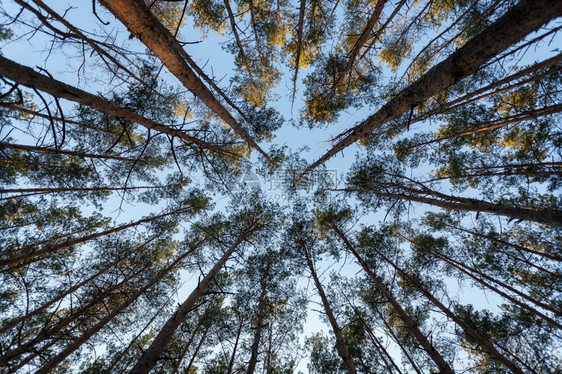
(306, 0), (562, 172)
(301, 242), (357, 374)
(34, 240), (203, 374)
(372, 246), (525, 374)
(247, 274), (268, 374)
(98, 0), (268, 158)
(0, 56), (233, 158)
(1, 206), (190, 269)
(330, 225), (454, 374)
(340, 185), (562, 226)
(128, 228), (257, 374)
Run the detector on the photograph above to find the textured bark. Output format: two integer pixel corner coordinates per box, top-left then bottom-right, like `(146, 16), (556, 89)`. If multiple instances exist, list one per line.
(307, 0), (562, 172)
(98, 0), (268, 158)
(128, 229), (256, 374)
(340, 186), (562, 226)
(374, 247), (525, 374)
(330, 225), (454, 374)
(301, 243), (357, 374)
(34, 241), (203, 374)
(0, 56), (232, 157)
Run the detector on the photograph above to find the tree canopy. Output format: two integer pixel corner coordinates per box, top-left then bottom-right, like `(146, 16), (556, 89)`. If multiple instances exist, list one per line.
(0, 0), (560, 373)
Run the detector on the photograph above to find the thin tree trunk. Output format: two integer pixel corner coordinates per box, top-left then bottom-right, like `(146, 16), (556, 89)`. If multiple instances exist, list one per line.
(128, 227), (257, 374)
(184, 324), (210, 372)
(227, 317), (244, 374)
(407, 103), (562, 150)
(1, 206), (189, 269)
(325, 0), (387, 99)
(440, 221), (562, 262)
(247, 275), (268, 374)
(372, 245), (525, 374)
(440, 251), (560, 316)
(0, 257), (120, 335)
(114, 287), (182, 374)
(432, 248), (562, 330)
(0, 56), (233, 158)
(0, 264), (144, 366)
(291, 0), (306, 103)
(374, 306), (423, 374)
(338, 186), (562, 226)
(98, 0), (268, 158)
(169, 316), (206, 373)
(34, 240), (203, 374)
(342, 295), (403, 374)
(0, 185), (164, 200)
(306, 0), (562, 172)
(0, 142), (138, 162)
(329, 225), (454, 374)
(300, 242), (357, 374)
(223, 0), (253, 77)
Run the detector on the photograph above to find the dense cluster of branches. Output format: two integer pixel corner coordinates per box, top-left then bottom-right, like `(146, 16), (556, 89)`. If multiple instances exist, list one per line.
(0, 0), (560, 373)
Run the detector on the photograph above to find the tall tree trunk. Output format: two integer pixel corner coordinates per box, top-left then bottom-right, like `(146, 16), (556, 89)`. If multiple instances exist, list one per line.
(128, 228), (257, 374)
(34, 240), (203, 374)
(431, 249), (560, 316)
(430, 247), (562, 330)
(291, 0), (306, 103)
(329, 225), (454, 374)
(440, 221), (562, 262)
(1, 206), (189, 269)
(300, 242), (357, 374)
(247, 275), (268, 374)
(0, 56), (233, 157)
(184, 324), (210, 372)
(227, 317), (244, 374)
(0, 257), (120, 335)
(0, 185), (164, 201)
(374, 306), (422, 374)
(372, 245), (525, 374)
(307, 0), (562, 171)
(340, 185), (562, 226)
(98, 0), (268, 158)
(325, 0), (387, 99)
(0, 142), (138, 162)
(343, 296), (403, 374)
(169, 316), (206, 373)
(0, 264), (145, 366)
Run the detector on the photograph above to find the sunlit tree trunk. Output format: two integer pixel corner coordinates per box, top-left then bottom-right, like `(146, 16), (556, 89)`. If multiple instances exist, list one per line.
(98, 0), (268, 158)
(307, 0), (562, 171)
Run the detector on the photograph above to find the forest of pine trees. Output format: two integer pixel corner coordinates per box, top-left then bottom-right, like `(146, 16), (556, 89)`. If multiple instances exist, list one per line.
(0, 0), (560, 372)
